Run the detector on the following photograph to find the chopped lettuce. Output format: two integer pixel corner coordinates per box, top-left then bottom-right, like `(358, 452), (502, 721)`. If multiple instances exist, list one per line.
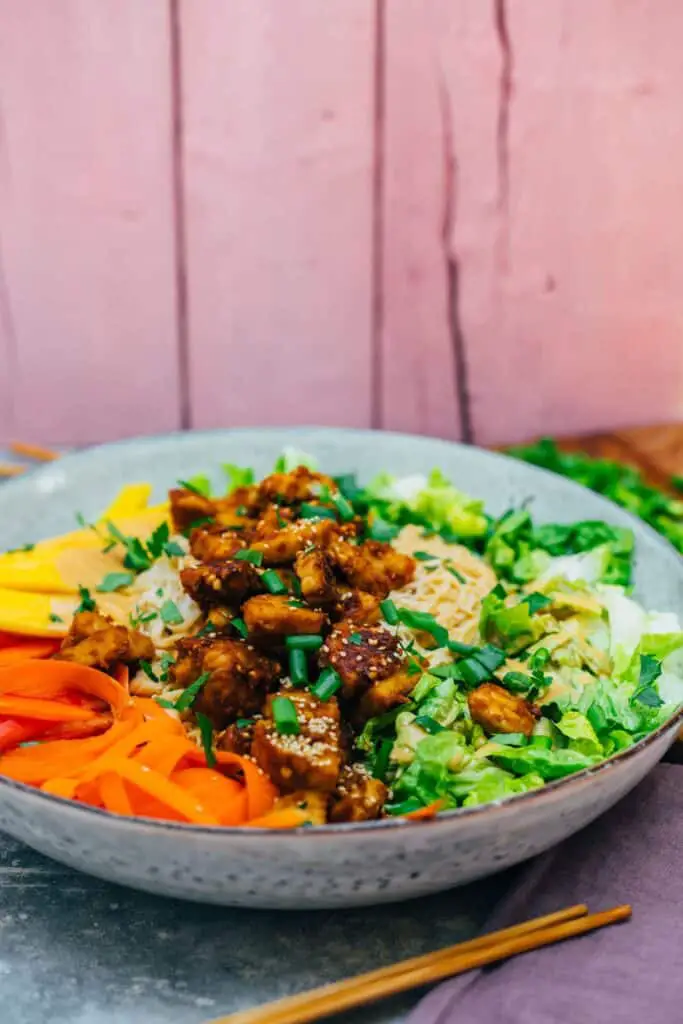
(361, 469), (488, 540)
(490, 745), (598, 781)
(480, 589), (548, 652)
(554, 711), (603, 758)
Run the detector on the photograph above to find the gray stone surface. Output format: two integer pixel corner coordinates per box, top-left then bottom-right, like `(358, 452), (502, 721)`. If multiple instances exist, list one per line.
(0, 834), (511, 1024)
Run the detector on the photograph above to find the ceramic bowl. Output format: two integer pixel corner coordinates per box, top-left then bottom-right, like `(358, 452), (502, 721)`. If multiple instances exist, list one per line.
(0, 428), (681, 910)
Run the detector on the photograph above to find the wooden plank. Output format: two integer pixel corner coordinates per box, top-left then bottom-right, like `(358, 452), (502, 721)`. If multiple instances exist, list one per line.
(0, 0), (180, 445)
(380, 0), (468, 439)
(460, 0), (683, 445)
(181, 1), (376, 430)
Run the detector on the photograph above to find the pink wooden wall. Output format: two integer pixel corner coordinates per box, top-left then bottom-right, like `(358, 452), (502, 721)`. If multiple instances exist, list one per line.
(1, 0), (682, 447)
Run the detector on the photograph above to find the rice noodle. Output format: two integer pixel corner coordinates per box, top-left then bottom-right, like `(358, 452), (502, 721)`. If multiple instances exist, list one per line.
(390, 524), (496, 645)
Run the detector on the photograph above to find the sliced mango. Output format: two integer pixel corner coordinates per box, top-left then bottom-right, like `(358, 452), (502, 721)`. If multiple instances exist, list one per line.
(0, 588), (135, 638)
(0, 504), (169, 595)
(100, 483), (153, 521)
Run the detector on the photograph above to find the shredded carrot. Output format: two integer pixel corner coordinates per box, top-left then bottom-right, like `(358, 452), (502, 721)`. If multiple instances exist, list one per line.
(113, 664), (129, 688)
(0, 696), (97, 722)
(195, 748), (277, 819)
(402, 800), (444, 820)
(82, 760), (220, 825)
(0, 640), (61, 666)
(0, 661), (130, 715)
(97, 772), (134, 816)
(172, 767), (248, 826)
(245, 808), (311, 829)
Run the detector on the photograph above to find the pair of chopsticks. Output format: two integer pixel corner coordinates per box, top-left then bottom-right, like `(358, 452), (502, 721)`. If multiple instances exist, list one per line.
(0, 442), (59, 477)
(208, 902), (630, 1024)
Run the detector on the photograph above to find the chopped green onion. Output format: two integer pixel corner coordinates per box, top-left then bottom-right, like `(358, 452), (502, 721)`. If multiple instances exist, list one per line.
(234, 548), (264, 566)
(174, 671), (211, 712)
(195, 711), (216, 767)
(412, 551), (438, 562)
(501, 671), (534, 694)
(272, 696), (300, 735)
(231, 617), (248, 639)
(523, 592), (553, 614)
(331, 493), (354, 522)
(96, 571), (134, 593)
(489, 732), (528, 747)
(285, 634), (323, 652)
(446, 639), (478, 656)
(373, 738), (393, 781)
(455, 644), (506, 688)
(290, 574), (303, 598)
(160, 599), (184, 626)
(414, 714), (446, 734)
(444, 563), (466, 584)
(299, 503), (338, 521)
(183, 516), (215, 535)
(379, 598), (400, 626)
(136, 610), (158, 624)
(236, 718), (255, 729)
(6, 542), (35, 554)
(196, 621), (216, 637)
(385, 797), (424, 816)
(528, 647), (551, 672)
(140, 660), (159, 682)
(155, 698), (176, 710)
(76, 586), (96, 613)
(288, 648), (309, 685)
(261, 569), (288, 595)
(48, 613), (64, 624)
(367, 515), (399, 542)
(429, 663), (461, 680)
(159, 652), (175, 681)
(311, 666), (342, 701)
(397, 608), (448, 647)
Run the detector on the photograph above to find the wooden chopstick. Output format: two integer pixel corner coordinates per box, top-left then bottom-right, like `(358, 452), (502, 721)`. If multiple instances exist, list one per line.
(208, 903), (630, 1024)
(9, 441), (59, 462)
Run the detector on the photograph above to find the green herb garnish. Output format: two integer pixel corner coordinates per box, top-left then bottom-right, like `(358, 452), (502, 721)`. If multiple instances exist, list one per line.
(379, 598), (400, 626)
(195, 712), (216, 767)
(160, 599), (184, 626)
(413, 551), (438, 562)
(397, 608), (448, 647)
(230, 617), (248, 639)
(311, 667), (342, 701)
(76, 586), (96, 613)
(288, 649), (309, 685)
(261, 569), (288, 595)
(48, 613), (64, 624)
(272, 696), (300, 735)
(96, 571), (134, 593)
(234, 548), (264, 567)
(174, 671), (211, 712)
(140, 660), (159, 682)
(285, 634), (323, 652)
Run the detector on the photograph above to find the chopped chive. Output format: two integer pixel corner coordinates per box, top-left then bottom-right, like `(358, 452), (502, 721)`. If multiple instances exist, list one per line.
(272, 696), (300, 735)
(373, 738), (393, 782)
(231, 616), (248, 639)
(155, 698), (176, 710)
(379, 598), (400, 626)
(444, 563), (466, 584)
(348, 632), (363, 645)
(195, 711), (216, 767)
(367, 515), (399, 542)
(76, 586), (96, 613)
(96, 571), (134, 593)
(288, 648), (309, 685)
(331, 493), (354, 522)
(412, 551), (438, 562)
(163, 540), (185, 558)
(285, 634), (323, 652)
(159, 651), (175, 681)
(414, 714), (446, 734)
(311, 667), (342, 701)
(140, 660), (159, 682)
(236, 717), (255, 729)
(261, 569), (288, 595)
(174, 671), (211, 712)
(234, 548), (264, 567)
(502, 671), (534, 694)
(299, 503), (338, 521)
(397, 608), (448, 647)
(160, 599), (184, 626)
(522, 592), (553, 614)
(446, 639), (478, 656)
(48, 613), (64, 624)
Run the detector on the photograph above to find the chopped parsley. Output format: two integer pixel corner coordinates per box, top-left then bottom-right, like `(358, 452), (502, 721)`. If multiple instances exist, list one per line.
(75, 586), (96, 613)
(174, 671), (211, 712)
(96, 571), (134, 593)
(160, 599), (184, 626)
(195, 712), (217, 767)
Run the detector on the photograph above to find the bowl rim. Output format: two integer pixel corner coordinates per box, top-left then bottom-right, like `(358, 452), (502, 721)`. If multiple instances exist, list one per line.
(1, 425), (682, 838)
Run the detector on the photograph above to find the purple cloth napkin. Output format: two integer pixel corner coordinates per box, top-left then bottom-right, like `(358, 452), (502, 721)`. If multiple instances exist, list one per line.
(409, 763), (683, 1024)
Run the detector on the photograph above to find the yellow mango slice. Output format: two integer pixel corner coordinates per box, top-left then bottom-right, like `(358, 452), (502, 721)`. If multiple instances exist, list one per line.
(0, 588), (134, 638)
(0, 504), (169, 594)
(100, 483), (153, 521)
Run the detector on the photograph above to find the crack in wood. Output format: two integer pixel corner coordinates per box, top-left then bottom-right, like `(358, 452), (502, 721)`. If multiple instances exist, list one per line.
(169, 0), (191, 431)
(494, 0), (513, 272)
(435, 55), (472, 443)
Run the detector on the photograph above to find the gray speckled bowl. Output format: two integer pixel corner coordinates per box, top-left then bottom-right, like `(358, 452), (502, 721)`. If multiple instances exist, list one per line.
(0, 427), (681, 909)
